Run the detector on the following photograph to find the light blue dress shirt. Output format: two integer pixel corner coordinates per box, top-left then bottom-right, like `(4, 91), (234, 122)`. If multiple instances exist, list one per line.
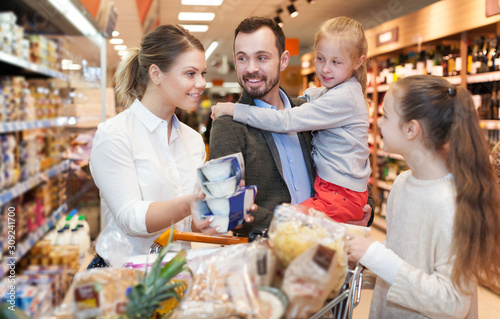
(254, 89), (312, 204)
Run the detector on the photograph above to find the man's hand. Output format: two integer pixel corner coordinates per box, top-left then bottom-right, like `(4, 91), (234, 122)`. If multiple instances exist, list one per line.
(345, 204), (372, 226)
(211, 102), (236, 120)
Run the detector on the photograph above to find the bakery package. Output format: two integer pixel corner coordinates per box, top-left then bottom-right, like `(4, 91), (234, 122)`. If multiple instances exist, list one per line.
(171, 243), (261, 319)
(267, 204), (348, 317)
(71, 268), (141, 318)
(195, 153), (257, 232)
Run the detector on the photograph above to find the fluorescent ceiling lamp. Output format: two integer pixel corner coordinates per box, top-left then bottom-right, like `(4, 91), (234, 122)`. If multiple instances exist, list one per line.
(112, 31), (120, 37)
(48, 0), (99, 36)
(179, 12), (215, 21)
(109, 38), (123, 44)
(181, 0), (224, 5)
(205, 41), (218, 60)
(180, 24), (209, 32)
(114, 44), (127, 50)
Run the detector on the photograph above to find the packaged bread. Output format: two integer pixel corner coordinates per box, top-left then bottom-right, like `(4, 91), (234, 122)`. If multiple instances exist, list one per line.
(72, 268), (141, 318)
(268, 204), (348, 295)
(282, 243), (346, 318)
(172, 244), (261, 318)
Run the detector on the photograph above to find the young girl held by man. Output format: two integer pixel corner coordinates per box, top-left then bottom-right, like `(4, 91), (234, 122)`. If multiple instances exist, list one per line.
(212, 16), (370, 224)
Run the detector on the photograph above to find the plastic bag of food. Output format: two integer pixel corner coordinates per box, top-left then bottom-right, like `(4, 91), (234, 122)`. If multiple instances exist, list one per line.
(282, 243), (345, 318)
(172, 244), (261, 319)
(268, 204), (348, 295)
(72, 268), (140, 318)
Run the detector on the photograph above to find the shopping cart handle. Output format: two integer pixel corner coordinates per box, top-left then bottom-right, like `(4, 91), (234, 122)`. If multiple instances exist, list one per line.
(155, 229), (248, 247)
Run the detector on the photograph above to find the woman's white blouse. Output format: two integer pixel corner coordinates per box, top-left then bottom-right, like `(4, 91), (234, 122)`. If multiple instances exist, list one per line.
(90, 99), (206, 263)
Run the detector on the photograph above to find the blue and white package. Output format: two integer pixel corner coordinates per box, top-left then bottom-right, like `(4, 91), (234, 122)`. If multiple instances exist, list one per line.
(195, 185), (257, 232)
(197, 153), (244, 198)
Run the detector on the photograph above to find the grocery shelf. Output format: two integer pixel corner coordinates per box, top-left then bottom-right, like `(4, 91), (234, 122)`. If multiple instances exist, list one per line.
(377, 150), (405, 161)
(0, 51), (67, 80)
(0, 117), (69, 134)
(0, 160), (70, 206)
(367, 84), (390, 94)
(466, 71), (500, 84)
(480, 120), (500, 130)
(0, 203), (67, 278)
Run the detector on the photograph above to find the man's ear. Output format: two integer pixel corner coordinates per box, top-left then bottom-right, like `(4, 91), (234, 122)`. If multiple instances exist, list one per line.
(280, 50), (290, 71)
(149, 64), (162, 85)
(404, 119), (421, 140)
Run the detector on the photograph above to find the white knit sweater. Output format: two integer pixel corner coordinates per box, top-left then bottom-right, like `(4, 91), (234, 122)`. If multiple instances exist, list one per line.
(361, 170), (478, 319)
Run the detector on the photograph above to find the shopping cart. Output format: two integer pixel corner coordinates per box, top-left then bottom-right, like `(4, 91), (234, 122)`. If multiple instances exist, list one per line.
(149, 230), (364, 319)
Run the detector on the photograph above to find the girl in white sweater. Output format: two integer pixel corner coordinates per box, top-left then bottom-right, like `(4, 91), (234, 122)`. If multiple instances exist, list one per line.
(346, 75), (500, 318)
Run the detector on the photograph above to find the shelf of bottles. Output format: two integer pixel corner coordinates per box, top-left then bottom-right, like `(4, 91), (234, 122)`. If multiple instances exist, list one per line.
(0, 160), (69, 206)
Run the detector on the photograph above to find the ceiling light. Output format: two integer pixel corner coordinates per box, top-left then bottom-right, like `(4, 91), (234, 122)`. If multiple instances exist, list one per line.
(109, 38), (123, 44)
(114, 44), (127, 50)
(287, 4), (298, 18)
(180, 24), (209, 32)
(178, 12), (215, 21)
(274, 16), (283, 27)
(181, 0), (224, 5)
(205, 41), (219, 60)
(112, 31), (119, 37)
(274, 8), (283, 27)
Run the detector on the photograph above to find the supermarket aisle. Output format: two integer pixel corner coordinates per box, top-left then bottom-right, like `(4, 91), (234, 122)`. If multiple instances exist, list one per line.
(352, 226), (500, 319)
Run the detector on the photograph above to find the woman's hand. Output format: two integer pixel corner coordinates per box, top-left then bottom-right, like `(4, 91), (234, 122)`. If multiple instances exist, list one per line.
(211, 102), (236, 120)
(345, 231), (374, 263)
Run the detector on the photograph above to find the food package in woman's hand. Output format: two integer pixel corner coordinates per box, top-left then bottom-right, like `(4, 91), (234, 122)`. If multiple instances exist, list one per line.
(282, 243), (345, 318)
(171, 244), (261, 319)
(268, 204), (348, 295)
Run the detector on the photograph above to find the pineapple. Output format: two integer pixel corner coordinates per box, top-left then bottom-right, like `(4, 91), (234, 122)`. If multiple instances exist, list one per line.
(126, 229), (189, 319)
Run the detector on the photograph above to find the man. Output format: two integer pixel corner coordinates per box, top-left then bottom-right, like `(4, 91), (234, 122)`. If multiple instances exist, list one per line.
(209, 17), (374, 237)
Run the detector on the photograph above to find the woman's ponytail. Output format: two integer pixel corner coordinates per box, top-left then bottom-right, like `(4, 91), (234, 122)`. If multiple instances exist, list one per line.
(114, 48), (146, 107)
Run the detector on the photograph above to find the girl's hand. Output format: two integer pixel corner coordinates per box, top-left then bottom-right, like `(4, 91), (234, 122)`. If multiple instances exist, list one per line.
(345, 232), (374, 263)
(211, 102), (236, 120)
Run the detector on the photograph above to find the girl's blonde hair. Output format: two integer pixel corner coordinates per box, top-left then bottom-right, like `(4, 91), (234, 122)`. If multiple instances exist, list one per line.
(314, 17), (368, 94)
(114, 24), (204, 107)
(392, 75), (500, 293)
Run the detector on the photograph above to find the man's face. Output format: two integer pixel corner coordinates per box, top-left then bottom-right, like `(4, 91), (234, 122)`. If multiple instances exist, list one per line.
(233, 27), (285, 100)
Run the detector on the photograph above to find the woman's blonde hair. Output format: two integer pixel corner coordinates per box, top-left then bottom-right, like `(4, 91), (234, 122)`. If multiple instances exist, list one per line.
(392, 75), (500, 294)
(314, 17), (368, 94)
(114, 24), (204, 107)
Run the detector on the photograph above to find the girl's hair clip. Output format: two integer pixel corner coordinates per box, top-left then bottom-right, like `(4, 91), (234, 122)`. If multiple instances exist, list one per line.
(448, 86), (457, 97)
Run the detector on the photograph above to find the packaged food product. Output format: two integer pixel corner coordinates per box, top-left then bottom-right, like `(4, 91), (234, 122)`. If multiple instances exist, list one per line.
(268, 204), (348, 299)
(282, 243), (346, 318)
(72, 268), (140, 318)
(172, 244), (261, 318)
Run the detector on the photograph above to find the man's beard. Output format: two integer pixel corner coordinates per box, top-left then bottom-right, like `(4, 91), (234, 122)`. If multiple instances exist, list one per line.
(238, 70), (280, 99)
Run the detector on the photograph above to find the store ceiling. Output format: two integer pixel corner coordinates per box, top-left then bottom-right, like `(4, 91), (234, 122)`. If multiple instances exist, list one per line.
(108, 0), (441, 82)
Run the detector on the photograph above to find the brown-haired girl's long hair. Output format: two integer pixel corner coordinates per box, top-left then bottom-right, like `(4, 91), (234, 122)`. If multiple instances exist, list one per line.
(314, 16), (368, 94)
(392, 75), (500, 293)
(114, 24), (204, 107)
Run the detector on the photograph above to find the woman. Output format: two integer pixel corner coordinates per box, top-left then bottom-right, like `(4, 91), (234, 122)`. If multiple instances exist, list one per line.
(88, 24), (211, 268)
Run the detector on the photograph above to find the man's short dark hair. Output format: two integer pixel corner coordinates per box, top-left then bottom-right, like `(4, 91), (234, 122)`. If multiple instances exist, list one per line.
(234, 16), (285, 55)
